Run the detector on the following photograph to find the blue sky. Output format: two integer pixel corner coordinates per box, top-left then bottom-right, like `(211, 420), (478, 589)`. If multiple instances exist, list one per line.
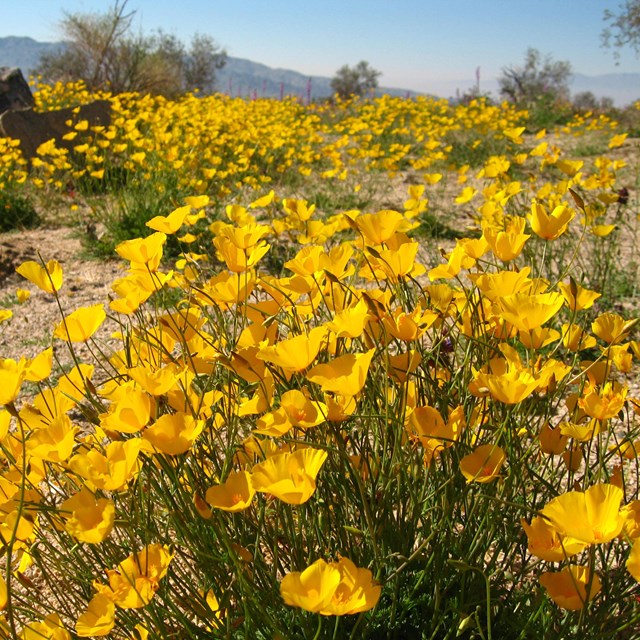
(1, 0), (639, 96)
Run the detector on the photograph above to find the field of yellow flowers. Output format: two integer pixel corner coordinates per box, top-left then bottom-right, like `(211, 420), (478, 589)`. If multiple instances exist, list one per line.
(0, 80), (639, 638)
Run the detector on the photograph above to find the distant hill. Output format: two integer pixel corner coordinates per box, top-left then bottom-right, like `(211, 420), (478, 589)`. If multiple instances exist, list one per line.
(0, 35), (417, 100)
(217, 57), (419, 99)
(0, 36), (63, 77)
(414, 74), (639, 108)
(570, 72), (640, 108)
(218, 57), (333, 99)
(0, 36), (637, 105)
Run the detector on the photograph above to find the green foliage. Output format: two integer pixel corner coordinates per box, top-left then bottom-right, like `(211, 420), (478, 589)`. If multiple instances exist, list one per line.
(416, 211), (464, 240)
(331, 61), (382, 99)
(442, 130), (512, 168)
(0, 188), (40, 232)
(617, 102), (640, 137)
(83, 181), (186, 258)
(571, 139), (610, 157)
(524, 93), (574, 131)
(310, 184), (378, 215)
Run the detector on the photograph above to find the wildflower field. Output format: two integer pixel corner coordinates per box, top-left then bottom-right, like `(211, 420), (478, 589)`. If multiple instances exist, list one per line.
(0, 81), (640, 639)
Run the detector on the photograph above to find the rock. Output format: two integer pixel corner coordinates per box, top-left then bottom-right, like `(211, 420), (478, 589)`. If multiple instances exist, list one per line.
(0, 99), (111, 159)
(0, 67), (34, 114)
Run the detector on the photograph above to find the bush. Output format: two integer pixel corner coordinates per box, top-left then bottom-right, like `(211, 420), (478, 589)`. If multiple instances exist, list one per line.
(0, 189), (40, 232)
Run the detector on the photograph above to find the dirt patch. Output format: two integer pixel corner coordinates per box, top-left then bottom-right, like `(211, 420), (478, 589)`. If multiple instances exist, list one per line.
(0, 227), (123, 362)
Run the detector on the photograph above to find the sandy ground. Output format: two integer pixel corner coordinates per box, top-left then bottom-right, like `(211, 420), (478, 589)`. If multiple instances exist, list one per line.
(0, 226), (123, 363)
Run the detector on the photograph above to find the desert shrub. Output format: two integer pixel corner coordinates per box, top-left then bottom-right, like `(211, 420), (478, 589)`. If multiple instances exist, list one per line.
(0, 189), (40, 232)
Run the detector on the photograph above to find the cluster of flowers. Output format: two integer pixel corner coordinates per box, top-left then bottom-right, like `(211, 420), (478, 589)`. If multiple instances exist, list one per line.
(1, 171), (638, 633)
(0, 86), (637, 637)
(5, 78), (621, 205)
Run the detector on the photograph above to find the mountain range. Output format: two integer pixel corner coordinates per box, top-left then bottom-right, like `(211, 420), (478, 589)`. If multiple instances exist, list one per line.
(0, 35), (637, 105)
(0, 36), (417, 100)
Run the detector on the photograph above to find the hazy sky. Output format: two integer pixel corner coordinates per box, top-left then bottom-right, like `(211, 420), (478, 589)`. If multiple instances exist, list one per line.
(1, 0), (639, 95)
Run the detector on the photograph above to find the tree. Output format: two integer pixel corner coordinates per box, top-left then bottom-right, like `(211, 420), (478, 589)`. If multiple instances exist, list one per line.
(185, 34), (227, 92)
(572, 91), (614, 112)
(36, 0), (226, 96)
(330, 61), (381, 99)
(602, 0), (640, 60)
(498, 48), (572, 105)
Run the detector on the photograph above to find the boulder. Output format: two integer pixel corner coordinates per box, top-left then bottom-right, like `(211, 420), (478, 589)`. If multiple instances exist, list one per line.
(0, 67), (34, 114)
(0, 99), (111, 159)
